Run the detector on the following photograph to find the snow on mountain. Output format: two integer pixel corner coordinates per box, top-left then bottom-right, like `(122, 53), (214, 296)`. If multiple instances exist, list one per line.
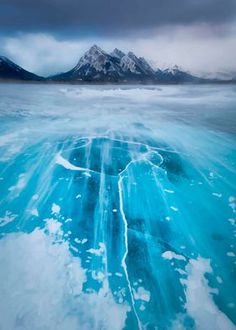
(73, 45), (117, 74)
(118, 51), (156, 78)
(163, 65), (181, 75)
(110, 48), (125, 59)
(50, 45), (209, 83)
(138, 57), (156, 75)
(1, 46), (233, 83)
(52, 45), (125, 81)
(156, 65), (202, 83)
(120, 54), (140, 74)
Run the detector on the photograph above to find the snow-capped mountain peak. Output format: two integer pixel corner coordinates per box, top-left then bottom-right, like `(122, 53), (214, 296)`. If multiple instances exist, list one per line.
(50, 45), (205, 83)
(163, 65), (185, 75)
(86, 44), (105, 56)
(127, 51), (137, 60)
(110, 48), (125, 59)
(61, 44), (124, 81)
(120, 54), (140, 74)
(163, 66), (175, 74)
(74, 45), (109, 73)
(121, 52), (155, 76)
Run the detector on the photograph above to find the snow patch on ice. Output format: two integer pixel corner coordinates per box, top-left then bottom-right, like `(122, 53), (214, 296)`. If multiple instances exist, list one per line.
(46, 218), (62, 235)
(0, 229), (128, 330)
(133, 287), (151, 302)
(51, 203), (60, 214)
(0, 211), (17, 227)
(87, 242), (105, 256)
(162, 251), (186, 261)
(30, 208), (39, 217)
(183, 257), (235, 330)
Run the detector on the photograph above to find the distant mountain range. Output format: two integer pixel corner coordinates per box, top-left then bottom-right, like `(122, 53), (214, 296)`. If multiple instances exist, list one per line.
(0, 45), (235, 83)
(50, 45), (204, 83)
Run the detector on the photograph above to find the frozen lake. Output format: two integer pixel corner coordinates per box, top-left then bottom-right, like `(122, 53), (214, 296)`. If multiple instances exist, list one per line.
(0, 83), (236, 330)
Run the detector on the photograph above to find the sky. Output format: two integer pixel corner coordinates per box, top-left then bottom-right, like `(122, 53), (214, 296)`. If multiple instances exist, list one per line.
(0, 0), (236, 77)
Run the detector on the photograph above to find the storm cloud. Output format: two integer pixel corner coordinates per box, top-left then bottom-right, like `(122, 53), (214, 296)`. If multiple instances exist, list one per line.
(0, 0), (236, 76)
(0, 0), (236, 36)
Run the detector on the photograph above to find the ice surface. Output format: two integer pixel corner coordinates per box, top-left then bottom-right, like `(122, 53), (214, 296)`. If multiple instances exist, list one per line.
(0, 83), (236, 329)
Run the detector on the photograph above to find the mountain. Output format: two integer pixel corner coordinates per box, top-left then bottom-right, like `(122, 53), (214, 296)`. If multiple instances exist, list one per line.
(0, 56), (43, 81)
(110, 48), (125, 59)
(1, 46), (231, 84)
(51, 45), (158, 82)
(119, 51), (156, 78)
(50, 45), (202, 83)
(51, 45), (124, 82)
(155, 65), (203, 83)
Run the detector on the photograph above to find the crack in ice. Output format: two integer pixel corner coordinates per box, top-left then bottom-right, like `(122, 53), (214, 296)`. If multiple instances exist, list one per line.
(118, 161), (143, 330)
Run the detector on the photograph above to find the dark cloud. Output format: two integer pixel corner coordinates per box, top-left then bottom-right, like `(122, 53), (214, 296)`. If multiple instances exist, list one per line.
(0, 0), (236, 36)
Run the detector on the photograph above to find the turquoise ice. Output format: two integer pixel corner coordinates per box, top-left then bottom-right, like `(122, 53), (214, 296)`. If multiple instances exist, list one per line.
(0, 84), (236, 329)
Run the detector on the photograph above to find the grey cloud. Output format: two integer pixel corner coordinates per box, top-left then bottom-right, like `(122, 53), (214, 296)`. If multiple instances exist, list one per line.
(0, 0), (236, 36)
